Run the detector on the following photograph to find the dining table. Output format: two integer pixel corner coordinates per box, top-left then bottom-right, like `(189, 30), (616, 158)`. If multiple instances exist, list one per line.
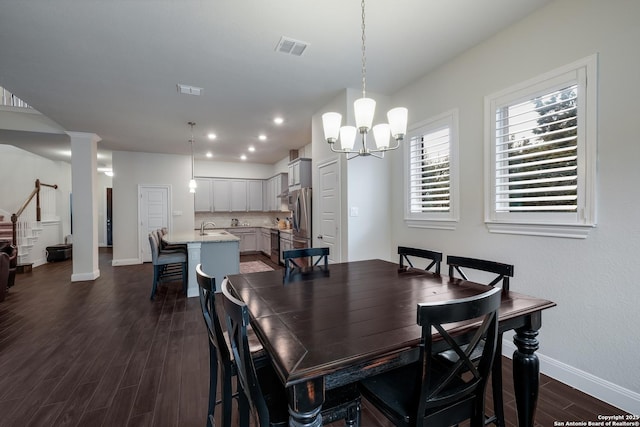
(226, 259), (556, 427)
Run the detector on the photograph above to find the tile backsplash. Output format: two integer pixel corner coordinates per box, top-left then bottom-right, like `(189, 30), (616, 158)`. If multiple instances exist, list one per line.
(194, 212), (291, 229)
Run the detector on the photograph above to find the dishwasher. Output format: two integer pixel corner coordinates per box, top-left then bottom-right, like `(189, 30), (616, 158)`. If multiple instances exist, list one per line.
(270, 228), (280, 264)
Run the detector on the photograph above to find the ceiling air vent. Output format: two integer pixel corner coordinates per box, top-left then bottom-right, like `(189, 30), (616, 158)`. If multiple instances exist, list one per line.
(177, 84), (203, 96)
(275, 36), (308, 57)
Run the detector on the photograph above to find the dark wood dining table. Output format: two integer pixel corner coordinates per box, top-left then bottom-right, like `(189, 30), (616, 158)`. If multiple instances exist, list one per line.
(227, 259), (556, 427)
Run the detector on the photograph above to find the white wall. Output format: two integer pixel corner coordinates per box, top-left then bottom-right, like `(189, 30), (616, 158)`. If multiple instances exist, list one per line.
(388, 0), (640, 410)
(311, 88), (393, 262)
(112, 151), (195, 264)
(0, 144), (72, 238)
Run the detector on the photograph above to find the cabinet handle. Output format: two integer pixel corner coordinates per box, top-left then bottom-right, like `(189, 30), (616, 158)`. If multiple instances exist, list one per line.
(317, 235), (323, 240)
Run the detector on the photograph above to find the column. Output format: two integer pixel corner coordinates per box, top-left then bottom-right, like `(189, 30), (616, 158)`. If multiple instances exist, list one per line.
(67, 131), (101, 282)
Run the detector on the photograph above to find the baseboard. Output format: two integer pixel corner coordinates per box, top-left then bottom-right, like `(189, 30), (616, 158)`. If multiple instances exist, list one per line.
(502, 340), (640, 414)
(111, 258), (142, 266)
(71, 270), (100, 282)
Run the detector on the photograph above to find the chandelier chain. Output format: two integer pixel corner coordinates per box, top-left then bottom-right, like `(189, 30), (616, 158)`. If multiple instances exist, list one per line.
(361, 0), (366, 98)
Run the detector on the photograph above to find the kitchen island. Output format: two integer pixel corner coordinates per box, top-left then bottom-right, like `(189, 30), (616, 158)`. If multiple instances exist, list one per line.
(163, 230), (240, 297)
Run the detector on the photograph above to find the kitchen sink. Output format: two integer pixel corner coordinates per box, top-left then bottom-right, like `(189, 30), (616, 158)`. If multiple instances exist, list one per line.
(201, 231), (229, 236)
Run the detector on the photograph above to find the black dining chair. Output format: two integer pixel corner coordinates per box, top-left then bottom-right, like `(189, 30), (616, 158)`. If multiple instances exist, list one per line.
(445, 255), (514, 427)
(283, 247), (329, 279)
(397, 246), (442, 274)
(196, 266), (267, 427)
(221, 278), (361, 427)
(358, 286), (502, 427)
(148, 233), (187, 299)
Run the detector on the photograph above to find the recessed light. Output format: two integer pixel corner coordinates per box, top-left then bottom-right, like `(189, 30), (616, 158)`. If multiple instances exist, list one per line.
(248, 146), (255, 152)
(207, 133), (217, 140)
(240, 154), (247, 160)
(274, 117), (284, 125)
(258, 134), (267, 141)
(206, 152), (213, 158)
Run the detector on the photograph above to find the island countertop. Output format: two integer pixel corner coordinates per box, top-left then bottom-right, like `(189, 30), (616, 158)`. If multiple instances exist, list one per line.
(163, 230), (240, 245)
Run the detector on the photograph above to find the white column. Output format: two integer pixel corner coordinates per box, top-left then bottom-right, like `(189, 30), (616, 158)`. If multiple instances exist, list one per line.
(67, 131), (101, 282)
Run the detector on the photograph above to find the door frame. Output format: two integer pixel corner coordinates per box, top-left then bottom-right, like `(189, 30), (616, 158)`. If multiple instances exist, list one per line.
(138, 184), (172, 263)
(316, 158), (342, 263)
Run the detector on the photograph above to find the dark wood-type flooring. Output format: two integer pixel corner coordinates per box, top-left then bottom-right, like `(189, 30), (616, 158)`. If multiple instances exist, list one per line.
(0, 249), (628, 426)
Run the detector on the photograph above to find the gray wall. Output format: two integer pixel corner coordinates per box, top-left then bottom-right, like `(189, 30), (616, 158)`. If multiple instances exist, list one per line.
(388, 0), (640, 409)
(112, 150), (195, 265)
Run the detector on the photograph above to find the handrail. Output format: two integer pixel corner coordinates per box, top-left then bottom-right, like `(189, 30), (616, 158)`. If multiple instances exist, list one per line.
(9, 179), (58, 246)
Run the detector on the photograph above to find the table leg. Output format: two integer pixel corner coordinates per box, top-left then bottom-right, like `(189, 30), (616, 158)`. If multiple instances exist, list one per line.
(512, 323), (540, 427)
(287, 379), (324, 427)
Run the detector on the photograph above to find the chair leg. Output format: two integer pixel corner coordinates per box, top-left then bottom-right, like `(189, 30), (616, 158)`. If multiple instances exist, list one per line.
(489, 334), (505, 427)
(220, 363), (234, 427)
(181, 261), (188, 296)
(150, 265), (161, 300)
(237, 375), (250, 427)
(207, 344), (219, 427)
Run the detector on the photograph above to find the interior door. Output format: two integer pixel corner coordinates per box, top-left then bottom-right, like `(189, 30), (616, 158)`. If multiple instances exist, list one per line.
(139, 185), (170, 262)
(317, 159), (341, 263)
(106, 188), (112, 246)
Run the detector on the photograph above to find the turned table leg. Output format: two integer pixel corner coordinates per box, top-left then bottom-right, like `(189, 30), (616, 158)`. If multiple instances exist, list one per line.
(287, 378), (324, 427)
(512, 312), (541, 427)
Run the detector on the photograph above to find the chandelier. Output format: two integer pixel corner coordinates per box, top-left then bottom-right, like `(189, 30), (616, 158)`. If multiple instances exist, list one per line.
(322, 0), (407, 159)
(188, 121), (197, 193)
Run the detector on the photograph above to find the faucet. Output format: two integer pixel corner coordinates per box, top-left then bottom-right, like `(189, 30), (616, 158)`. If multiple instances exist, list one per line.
(200, 221), (217, 235)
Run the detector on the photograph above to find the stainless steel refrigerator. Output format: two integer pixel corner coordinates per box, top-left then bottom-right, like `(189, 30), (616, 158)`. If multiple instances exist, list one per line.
(289, 187), (312, 258)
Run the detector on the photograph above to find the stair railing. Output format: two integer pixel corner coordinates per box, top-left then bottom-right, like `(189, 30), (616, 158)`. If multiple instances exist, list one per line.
(10, 179), (58, 246)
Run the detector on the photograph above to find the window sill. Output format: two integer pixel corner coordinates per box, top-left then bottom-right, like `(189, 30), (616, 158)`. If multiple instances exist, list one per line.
(485, 221), (595, 239)
(405, 218), (458, 231)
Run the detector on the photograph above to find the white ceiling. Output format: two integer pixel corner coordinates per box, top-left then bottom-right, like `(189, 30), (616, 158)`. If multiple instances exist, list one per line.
(0, 0), (553, 167)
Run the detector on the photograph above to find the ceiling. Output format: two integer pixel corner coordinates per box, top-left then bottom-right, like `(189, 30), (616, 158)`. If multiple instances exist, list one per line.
(0, 0), (553, 168)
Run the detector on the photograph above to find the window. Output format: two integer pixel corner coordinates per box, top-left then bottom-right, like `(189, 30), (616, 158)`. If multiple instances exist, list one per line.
(485, 55), (597, 238)
(404, 110), (459, 229)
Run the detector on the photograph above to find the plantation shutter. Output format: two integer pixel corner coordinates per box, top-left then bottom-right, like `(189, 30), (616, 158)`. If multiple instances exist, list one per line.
(409, 127), (450, 213)
(494, 84), (578, 212)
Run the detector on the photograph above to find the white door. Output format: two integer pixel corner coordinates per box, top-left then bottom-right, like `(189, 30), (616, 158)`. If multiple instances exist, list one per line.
(139, 185), (170, 262)
(317, 159), (341, 263)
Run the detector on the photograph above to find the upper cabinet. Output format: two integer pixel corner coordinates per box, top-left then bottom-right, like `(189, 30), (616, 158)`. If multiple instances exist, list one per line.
(264, 173), (288, 212)
(194, 178), (213, 212)
(194, 177), (266, 212)
(247, 180), (263, 211)
(288, 158), (311, 190)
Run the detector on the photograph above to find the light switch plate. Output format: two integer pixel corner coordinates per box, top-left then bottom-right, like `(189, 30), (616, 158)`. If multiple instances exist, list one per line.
(350, 207), (359, 217)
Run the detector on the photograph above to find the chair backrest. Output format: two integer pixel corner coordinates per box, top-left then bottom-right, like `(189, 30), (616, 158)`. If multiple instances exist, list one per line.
(154, 229), (167, 250)
(283, 247), (329, 277)
(398, 246), (442, 274)
(221, 278), (271, 426)
(447, 255), (513, 294)
(148, 233), (160, 264)
(196, 265), (232, 370)
(416, 286), (501, 424)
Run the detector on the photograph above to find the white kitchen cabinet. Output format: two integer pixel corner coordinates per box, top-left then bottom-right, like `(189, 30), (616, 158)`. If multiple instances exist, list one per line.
(194, 178), (212, 212)
(230, 180), (247, 211)
(198, 176), (286, 212)
(264, 173), (288, 212)
(247, 180), (263, 211)
(260, 228), (271, 255)
(227, 227), (258, 253)
(212, 179), (231, 211)
(210, 179), (252, 212)
(279, 231), (293, 264)
(288, 158), (311, 190)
